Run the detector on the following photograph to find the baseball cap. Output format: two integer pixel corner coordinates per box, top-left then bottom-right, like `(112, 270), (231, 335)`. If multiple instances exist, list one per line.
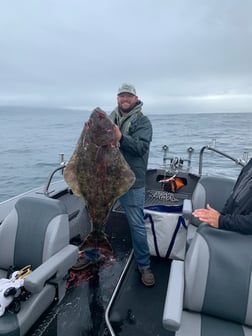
(118, 83), (136, 96)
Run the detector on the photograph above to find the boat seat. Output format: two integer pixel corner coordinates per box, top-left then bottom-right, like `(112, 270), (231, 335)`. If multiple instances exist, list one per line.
(162, 224), (252, 335)
(183, 175), (235, 240)
(0, 196), (78, 336)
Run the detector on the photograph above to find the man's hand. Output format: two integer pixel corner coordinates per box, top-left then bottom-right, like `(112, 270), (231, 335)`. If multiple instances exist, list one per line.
(193, 204), (220, 228)
(114, 125), (122, 141)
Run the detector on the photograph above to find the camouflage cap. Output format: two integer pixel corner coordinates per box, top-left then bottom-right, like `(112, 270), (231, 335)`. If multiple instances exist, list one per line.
(118, 83), (136, 96)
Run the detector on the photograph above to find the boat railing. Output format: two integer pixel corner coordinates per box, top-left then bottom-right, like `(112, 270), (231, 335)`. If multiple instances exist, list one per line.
(198, 146), (248, 175)
(43, 147), (249, 195)
(161, 145), (194, 172)
(161, 144), (249, 176)
(43, 154), (66, 196)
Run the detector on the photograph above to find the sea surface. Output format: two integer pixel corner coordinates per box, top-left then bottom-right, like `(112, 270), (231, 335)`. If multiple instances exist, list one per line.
(1, 106), (252, 203)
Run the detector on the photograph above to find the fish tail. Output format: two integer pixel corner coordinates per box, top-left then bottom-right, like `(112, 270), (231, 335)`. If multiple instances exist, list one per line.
(79, 230), (113, 252)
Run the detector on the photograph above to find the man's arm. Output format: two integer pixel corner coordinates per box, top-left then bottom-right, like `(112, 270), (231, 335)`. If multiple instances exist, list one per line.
(193, 204), (252, 234)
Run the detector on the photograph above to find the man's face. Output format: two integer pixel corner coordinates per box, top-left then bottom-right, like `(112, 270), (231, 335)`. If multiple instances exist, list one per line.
(117, 93), (138, 113)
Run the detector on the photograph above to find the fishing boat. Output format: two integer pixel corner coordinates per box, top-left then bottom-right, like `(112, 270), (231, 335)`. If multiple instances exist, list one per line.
(0, 144), (250, 336)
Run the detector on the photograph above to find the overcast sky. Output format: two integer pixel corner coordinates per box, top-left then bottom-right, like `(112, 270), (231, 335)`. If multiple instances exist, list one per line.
(0, 0), (252, 114)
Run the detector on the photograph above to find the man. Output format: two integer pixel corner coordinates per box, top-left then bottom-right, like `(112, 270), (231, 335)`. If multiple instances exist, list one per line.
(73, 83), (155, 287)
(110, 83), (155, 287)
(193, 158), (252, 234)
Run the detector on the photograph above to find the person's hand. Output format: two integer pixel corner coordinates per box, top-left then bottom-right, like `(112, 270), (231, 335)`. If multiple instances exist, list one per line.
(114, 125), (122, 141)
(192, 204), (220, 228)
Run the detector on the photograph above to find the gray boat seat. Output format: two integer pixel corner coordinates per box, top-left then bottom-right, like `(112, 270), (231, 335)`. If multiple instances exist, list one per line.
(0, 196), (78, 336)
(183, 175), (235, 240)
(163, 224), (252, 335)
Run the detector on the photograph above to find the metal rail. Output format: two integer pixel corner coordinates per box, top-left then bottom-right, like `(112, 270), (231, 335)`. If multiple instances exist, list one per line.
(43, 154), (67, 196)
(43, 164), (66, 196)
(44, 147), (248, 196)
(105, 250), (134, 336)
(198, 146), (247, 175)
(162, 145), (194, 172)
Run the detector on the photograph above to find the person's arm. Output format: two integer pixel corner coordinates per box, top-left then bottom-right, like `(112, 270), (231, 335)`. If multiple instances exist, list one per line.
(114, 125), (122, 141)
(193, 204), (220, 228)
(218, 212), (252, 234)
(193, 204), (252, 234)
(118, 117), (152, 157)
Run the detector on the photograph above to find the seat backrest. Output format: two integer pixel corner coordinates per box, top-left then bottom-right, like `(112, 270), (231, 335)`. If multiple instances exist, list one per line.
(0, 196), (69, 271)
(184, 224), (252, 326)
(190, 176), (235, 226)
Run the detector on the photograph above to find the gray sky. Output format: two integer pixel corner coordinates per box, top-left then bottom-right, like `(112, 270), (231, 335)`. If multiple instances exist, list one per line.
(1, 0), (252, 114)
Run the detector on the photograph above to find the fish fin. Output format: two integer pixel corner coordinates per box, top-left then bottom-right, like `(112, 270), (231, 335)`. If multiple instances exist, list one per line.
(79, 231), (113, 252)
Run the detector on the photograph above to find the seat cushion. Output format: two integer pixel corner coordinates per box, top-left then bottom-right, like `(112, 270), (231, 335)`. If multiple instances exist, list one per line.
(0, 284), (55, 336)
(177, 311), (252, 336)
(190, 176), (235, 226)
(184, 224), (252, 326)
(0, 197), (68, 271)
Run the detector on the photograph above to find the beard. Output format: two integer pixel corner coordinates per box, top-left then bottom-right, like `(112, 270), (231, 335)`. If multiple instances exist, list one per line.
(118, 101), (138, 114)
(119, 106), (133, 113)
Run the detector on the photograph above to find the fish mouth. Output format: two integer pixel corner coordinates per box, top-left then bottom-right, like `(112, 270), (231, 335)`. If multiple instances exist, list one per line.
(79, 230), (113, 252)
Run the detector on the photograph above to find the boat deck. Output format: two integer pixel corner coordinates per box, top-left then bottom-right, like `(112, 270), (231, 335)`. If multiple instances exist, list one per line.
(27, 211), (132, 336)
(106, 254), (174, 336)
(27, 205), (175, 336)
(12, 168), (198, 335)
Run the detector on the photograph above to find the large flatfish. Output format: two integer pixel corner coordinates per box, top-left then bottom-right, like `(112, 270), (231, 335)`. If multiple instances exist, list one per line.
(64, 107), (135, 251)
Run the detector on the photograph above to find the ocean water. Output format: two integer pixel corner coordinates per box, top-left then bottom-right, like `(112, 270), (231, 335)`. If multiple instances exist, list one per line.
(1, 106), (252, 203)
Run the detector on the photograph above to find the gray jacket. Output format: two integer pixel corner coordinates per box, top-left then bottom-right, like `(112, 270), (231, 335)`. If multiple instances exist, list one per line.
(110, 101), (152, 188)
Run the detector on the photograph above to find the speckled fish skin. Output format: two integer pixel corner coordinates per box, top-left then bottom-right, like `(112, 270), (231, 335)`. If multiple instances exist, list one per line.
(64, 107), (135, 251)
